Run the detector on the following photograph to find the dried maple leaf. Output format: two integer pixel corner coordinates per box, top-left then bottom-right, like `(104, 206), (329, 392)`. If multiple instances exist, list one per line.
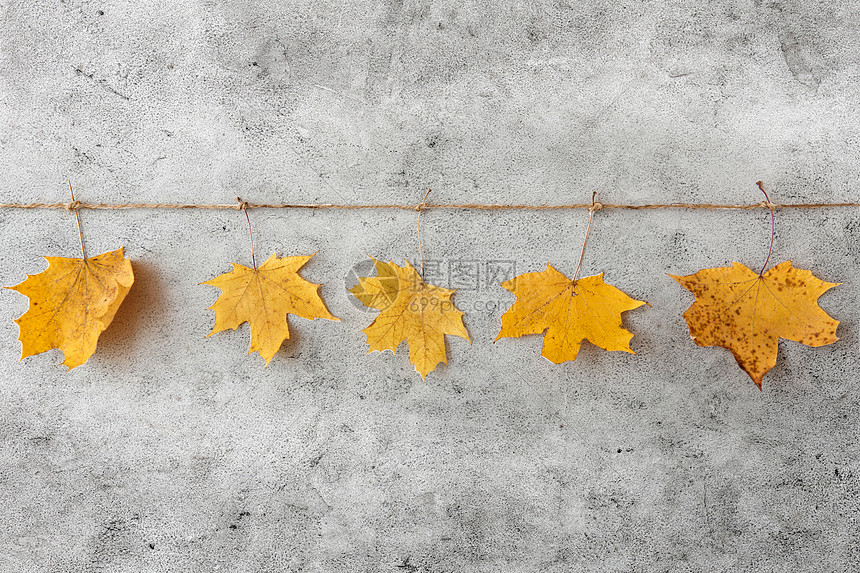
(496, 264), (646, 363)
(349, 258), (470, 379)
(202, 252), (338, 365)
(5, 247), (134, 369)
(670, 261), (839, 389)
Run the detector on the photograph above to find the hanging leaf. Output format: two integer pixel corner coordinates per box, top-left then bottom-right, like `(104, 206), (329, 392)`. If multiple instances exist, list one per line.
(670, 261), (839, 389)
(202, 252), (339, 365)
(349, 258), (470, 379)
(496, 264), (646, 363)
(5, 247), (134, 369)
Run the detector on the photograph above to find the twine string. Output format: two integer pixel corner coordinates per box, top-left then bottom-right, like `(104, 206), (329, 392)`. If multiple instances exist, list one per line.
(416, 189), (432, 280)
(1, 201), (856, 211)
(237, 197), (256, 270)
(756, 181), (776, 276)
(572, 192), (599, 284)
(67, 180), (86, 260)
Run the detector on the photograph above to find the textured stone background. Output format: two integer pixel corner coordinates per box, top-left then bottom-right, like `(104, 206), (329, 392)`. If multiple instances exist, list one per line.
(1, 0), (859, 571)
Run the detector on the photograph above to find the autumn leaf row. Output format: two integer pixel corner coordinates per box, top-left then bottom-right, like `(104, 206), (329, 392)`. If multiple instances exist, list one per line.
(4, 246), (839, 391)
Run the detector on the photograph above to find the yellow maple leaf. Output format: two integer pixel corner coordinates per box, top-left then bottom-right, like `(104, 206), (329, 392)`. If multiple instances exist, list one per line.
(496, 264), (646, 363)
(5, 247), (134, 369)
(202, 252), (338, 365)
(349, 258), (470, 379)
(670, 261), (839, 389)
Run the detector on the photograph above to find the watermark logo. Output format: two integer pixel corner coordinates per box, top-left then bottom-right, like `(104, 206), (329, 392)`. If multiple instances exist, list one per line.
(421, 259), (518, 292)
(344, 259), (397, 312)
(345, 258), (518, 312)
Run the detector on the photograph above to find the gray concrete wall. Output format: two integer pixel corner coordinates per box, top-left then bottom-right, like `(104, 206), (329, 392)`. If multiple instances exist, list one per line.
(1, 0), (859, 571)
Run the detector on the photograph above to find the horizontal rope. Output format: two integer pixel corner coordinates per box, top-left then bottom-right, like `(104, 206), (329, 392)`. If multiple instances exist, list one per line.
(0, 201), (858, 211)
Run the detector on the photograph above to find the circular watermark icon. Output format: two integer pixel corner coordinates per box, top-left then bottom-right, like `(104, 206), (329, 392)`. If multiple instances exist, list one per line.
(344, 259), (399, 313)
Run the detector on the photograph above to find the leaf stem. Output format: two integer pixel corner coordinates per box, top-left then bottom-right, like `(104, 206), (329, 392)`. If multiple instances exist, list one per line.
(68, 180), (86, 260)
(237, 197), (256, 270)
(756, 181), (775, 277)
(572, 191), (599, 284)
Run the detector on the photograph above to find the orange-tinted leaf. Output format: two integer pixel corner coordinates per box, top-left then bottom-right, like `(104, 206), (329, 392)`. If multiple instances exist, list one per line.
(670, 261), (839, 389)
(496, 264), (646, 363)
(6, 247), (134, 369)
